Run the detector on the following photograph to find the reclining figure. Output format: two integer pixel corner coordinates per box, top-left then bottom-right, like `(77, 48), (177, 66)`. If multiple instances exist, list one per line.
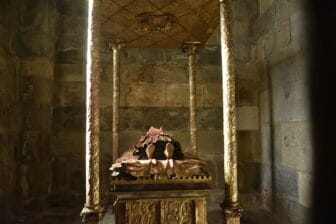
(110, 127), (208, 179)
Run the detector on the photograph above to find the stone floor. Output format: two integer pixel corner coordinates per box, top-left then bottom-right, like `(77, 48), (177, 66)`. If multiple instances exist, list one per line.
(103, 207), (280, 224)
(4, 195), (279, 224)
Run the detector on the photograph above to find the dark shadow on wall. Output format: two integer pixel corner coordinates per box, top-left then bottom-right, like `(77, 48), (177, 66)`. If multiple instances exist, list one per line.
(309, 1), (336, 223)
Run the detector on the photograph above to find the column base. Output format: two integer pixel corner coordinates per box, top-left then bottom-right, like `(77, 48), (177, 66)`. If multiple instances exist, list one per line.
(81, 205), (104, 224)
(224, 216), (240, 224)
(221, 202), (243, 224)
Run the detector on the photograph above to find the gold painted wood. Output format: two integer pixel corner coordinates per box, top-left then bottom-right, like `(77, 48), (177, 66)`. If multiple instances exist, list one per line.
(113, 191), (209, 224)
(100, 0), (220, 48)
(111, 178), (211, 223)
(219, 0), (242, 223)
(82, 0), (103, 223)
(195, 198), (207, 224)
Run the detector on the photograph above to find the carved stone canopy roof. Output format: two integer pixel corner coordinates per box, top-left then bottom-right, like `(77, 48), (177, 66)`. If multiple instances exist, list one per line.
(100, 0), (219, 48)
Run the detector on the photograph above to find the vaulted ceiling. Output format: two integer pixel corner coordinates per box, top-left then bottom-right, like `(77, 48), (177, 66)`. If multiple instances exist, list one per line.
(99, 0), (220, 48)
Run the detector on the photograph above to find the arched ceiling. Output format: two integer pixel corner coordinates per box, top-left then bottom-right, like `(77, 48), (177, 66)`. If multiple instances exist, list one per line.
(100, 0), (220, 48)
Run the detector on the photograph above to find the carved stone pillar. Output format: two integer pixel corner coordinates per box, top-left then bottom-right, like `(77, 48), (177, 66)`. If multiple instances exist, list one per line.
(219, 0), (242, 223)
(109, 41), (124, 162)
(183, 42), (201, 155)
(81, 0), (103, 223)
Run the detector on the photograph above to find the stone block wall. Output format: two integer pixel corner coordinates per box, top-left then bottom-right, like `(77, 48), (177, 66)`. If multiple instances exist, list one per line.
(1, 0), (56, 221)
(232, 0), (264, 208)
(16, 0), (57, 198)
(52, 0), (87, 196)
(0, 1), (21, 217)
(256, 0), (312, 223)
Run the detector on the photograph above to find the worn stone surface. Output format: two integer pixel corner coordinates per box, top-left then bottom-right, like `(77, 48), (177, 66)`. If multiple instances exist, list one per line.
(143, 108), (189, 131)
(120, 108), (145, 131)
(20, 57), (54, 78)
(53, 106), (85, 131)
(281, 122), (312, 171)
(196, 46), (221, 65)
(198, 108), (222, 131)
(126, 82), (166, 107)
(196, 65), (221, 83)
(234, 42), (257, 62)
(54, 81), (85, 106)
(276, 19), (291, 48)
(272, 79), (310, 123)
(275, 166), (298, 200)
(203, 83), (222, 107)
(238, 131), (261, 162)
(51, 131), (85, 157)
(54, 64), (84, 82)
(22, 105), (52, 130)
(259, 0), (274, 15)
(153, 65), (187, 83)
(233, 0), (259, 19)
(0, 22), (20, 203)
(260, 123), (271, 165)
(197, 130), (224, 158)
(257, 1), (313, 223)
(236, 79), (259, 106)
(238, 162), (261, 193)
(298, 171), (312, 207)
(273, 195), (291, 223)
(260, 90), (270, 123)
(166, 83), (188, 107)
(289, 200), (311, 224)
(236, 62), (261, 81)
(237, 106), (259, 130)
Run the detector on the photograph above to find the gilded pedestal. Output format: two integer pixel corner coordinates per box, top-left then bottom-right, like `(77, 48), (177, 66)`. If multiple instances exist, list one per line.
(111, 176), (211, 224)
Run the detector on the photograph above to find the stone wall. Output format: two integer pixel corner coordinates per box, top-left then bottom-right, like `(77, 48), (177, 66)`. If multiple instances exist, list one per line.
(52, 0), (87, 196)
(232, 0), (263, 208)
(1, 0), (56, 221)
(16, 0), (57, 198)
(0, 1), (21, 219)
(257, 0), (312, 223)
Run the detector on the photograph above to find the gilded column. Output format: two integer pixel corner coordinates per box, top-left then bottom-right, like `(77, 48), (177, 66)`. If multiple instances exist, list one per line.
(110, 41), (124, 162)
(183, 42), (201, 155)
(219, 0), (242, 223)
(81, 0), (103, 223)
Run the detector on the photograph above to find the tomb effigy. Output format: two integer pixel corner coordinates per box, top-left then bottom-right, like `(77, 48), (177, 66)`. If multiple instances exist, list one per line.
(110, 126), (208, 179)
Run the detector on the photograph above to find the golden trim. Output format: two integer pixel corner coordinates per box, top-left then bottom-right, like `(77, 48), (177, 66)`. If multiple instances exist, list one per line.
(111, 175), (212, 185)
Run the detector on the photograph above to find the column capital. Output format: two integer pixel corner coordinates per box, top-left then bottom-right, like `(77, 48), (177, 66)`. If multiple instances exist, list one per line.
(109, 40), (125, 50)
(219, 0), (233, 4)
(183, 41), (201, 55)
